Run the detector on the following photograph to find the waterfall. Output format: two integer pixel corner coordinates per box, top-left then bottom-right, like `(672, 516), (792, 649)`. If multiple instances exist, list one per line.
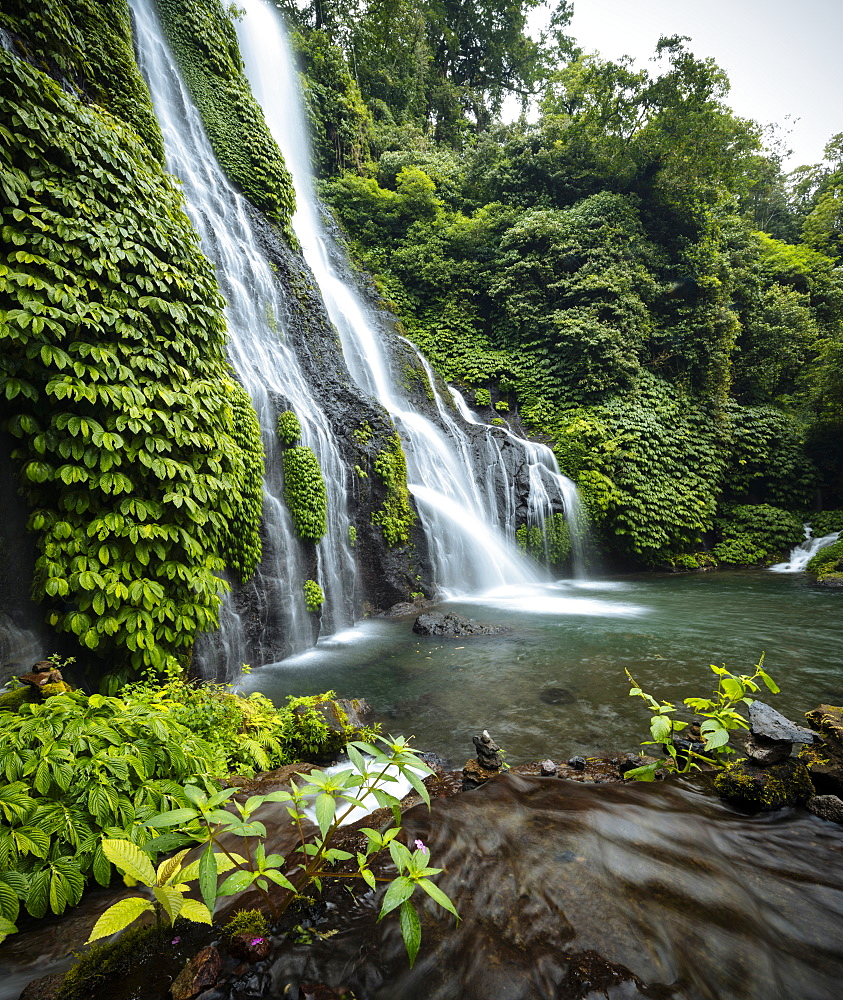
(131, 0), (356, 671)
(234, 0), (584, 594)
(769, 526), (841, 573)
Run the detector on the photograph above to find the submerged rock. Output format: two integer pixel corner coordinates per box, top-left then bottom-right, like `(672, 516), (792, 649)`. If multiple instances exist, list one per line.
(713, 758), (815, 810)
(412, 611), (508, 636)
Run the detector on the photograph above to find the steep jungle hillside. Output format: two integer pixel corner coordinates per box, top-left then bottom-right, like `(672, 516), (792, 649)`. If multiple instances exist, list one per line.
(287, 0), (843, 568)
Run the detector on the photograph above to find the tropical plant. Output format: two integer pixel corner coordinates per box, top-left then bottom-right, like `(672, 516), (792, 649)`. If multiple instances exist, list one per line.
(624, 657), (780, 780)
(87, 735), (458, 967)
(0, 683), (364, 927)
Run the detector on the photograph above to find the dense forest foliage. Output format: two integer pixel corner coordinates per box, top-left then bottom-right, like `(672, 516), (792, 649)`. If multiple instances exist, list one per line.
(285, 0), (843, 568)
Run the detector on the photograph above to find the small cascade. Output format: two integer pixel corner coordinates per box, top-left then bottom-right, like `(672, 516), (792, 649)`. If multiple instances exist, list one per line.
(449, 386), (590, 576)
(131, 0), (355, 672)
(234, 1), (585, 590)
(769, 526), (841, 573)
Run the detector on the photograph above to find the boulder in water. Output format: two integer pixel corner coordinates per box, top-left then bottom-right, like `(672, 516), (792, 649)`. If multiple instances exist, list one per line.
(412, 611), (507, 636)
(713, 758), (814, 810)
(807, 794), (843, 824)
(801, 704), (843, 796)
(749, 701), (816, 744)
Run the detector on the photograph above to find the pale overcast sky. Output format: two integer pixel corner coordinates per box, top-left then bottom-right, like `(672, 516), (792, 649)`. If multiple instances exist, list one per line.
(564, 0), (842, 168)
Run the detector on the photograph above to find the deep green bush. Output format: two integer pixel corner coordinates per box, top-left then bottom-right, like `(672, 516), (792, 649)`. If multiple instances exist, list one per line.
(807, 538), (843, 581)
(282, 446), (328, 541)
(809, 509), (843, 534)
(0, 51), (264, 681)
(714, 504), (803, 565)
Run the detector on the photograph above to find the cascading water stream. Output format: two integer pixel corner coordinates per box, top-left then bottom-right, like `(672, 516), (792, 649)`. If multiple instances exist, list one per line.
(234, 0), (584, 593)
(770, 525), (841, 573)
(449, 385), (591, 577)
(131, 0), (355, 670)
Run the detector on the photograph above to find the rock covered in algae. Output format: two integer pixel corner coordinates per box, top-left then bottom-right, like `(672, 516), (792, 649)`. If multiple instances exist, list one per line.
(713, 758), (815, 810)
(801, 704), (843, 796)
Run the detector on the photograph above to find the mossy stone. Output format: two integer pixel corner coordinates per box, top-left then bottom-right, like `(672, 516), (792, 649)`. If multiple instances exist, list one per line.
(713, 758), (815, 811)
(0, 686), (37, 712)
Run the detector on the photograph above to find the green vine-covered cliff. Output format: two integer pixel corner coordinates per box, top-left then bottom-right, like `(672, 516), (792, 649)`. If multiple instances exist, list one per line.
(1, 2), (266, 681)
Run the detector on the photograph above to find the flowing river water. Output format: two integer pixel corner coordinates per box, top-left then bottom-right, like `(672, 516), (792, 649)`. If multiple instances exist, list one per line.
(240, 570), (843, 765)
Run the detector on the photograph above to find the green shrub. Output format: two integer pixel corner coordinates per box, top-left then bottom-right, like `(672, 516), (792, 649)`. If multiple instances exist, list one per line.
(473, 387), (491, 406)
(807, 538), (843, 581)
(303, 579), (324, 612)
(282, 446), (328, 541)
(809, 510), (843, 535)
(714, 504), (803, 565)
(277, 410), (302, 445)
(372, 434), (415, 546)
(0, 682), (366, 928)
(0, 690), (224, 923)
(0, 52), (264, 681)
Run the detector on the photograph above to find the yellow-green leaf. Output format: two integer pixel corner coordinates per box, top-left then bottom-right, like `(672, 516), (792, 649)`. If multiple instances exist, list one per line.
(87, 897), (153, 943)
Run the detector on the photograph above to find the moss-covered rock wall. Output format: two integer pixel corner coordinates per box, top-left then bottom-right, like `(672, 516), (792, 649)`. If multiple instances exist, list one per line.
(0, 15), (265, 682)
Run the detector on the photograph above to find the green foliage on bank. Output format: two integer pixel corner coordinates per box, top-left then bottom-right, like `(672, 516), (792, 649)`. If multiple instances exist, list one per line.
(372, 432), (415, 546)
(0, 0), (165, 161)
(277, 409), (302, 445)
(807, 538), (843, 582)
(712, 505), (804, 566)
(0, 51), (264, 678)
(310, 24), (843, 567)
(282, 446), (328, 541)
(0, 682), (364, 925)
(152, 0), (296, 241)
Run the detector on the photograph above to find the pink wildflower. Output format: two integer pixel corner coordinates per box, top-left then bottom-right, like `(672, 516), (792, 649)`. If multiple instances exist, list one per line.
(414, 839), (428, 855)
(250, 937), (265, 946)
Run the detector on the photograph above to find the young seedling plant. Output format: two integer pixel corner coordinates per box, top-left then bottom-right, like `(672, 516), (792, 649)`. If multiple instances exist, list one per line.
(87, 735), (458, 967)
(624, 655), (780, 780)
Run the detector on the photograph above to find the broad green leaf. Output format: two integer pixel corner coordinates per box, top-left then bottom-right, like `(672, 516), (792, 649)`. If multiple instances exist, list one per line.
(314, 793), (337, 837)
(650, 715), (672, 742)
(0, 916), (17, 945)
(416, 878), (459, 919)
(87, 897), (153, 943)
(399, 899), (421, 968)
(217, 869), (258, 896)
(153, 885), (184, 923)
(198, 843), (217, 915)
(623, 762), (659, 781)
(377, 876), (415, 920)
(759, 670), (781, 694)
(145, 808), (199, 828)
(101, 838), (156, 886)
(263, 869), (297, 891)
(703, 727), (731, 750)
